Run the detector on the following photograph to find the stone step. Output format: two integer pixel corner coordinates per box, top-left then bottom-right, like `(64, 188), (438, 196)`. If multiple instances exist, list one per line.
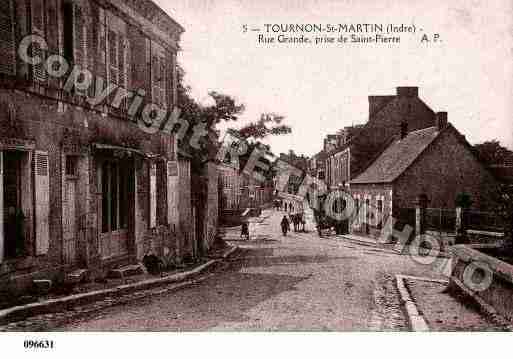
(108, 264), (145, 279)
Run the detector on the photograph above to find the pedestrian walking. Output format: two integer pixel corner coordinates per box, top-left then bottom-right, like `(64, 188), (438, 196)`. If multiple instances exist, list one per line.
(241, 221), (250, 241)
(281, 215), (290, 236)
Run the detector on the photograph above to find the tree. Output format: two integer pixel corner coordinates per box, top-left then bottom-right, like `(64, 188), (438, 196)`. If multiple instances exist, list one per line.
(175, 65), (245, 161)
(474, 140), (513, 166)
(238, 113), (292, 140)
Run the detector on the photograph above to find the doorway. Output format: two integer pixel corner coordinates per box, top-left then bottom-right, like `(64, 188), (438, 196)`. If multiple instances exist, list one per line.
(3, 151), (25, 259)
(98, 157), (134, 259)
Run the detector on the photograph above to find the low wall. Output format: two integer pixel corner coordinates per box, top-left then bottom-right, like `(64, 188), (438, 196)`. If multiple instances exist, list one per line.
(450, 244), (513, 321)
(466, 230), (504, 247)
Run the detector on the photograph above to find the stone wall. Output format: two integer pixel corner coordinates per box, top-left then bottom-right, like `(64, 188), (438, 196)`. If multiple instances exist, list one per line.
(450, 244), (513, 321)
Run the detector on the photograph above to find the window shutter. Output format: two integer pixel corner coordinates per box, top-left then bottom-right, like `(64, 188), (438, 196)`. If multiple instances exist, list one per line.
(166, 53), (174, 108)
(0, 151), (4, 263)
(123, 37), (130, 91)
(172, 53), (177, 108)
(75, 5), (89, 96)
(118, 35), (125, 90)
(167, 161), (179, 227)
(108, 29), (118, 85)
(98, 18), (107, 76)
(160, 59), (167, 109)
(151, 55), (159, 105)
(31, 0), (47, 83)
(0, 0), (15, 75)
(34, 151), (50, 255)
(74, 5), (87, 68)
(149, 162), (157, 228)
(46, 0), (60, 88)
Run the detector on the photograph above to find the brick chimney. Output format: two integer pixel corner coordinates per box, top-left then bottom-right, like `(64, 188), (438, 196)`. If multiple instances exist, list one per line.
(435, 112), (448, 130)
(400, 121), (408, 139)
(396, 87), (419, 97)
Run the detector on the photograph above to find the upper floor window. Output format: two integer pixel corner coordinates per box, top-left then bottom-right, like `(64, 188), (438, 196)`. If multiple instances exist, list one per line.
(151, 43), (167, 109)
(94, 9), (130, 103)
(0, 0), (16, 76)
(106, 13), (129, 92)
(31, 0), (47, 82)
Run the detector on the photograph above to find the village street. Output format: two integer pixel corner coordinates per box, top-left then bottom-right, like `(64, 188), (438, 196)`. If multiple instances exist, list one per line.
(43, 209), (446, 331)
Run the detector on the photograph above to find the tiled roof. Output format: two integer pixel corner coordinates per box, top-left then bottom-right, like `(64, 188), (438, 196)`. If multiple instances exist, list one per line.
(350, 126), (441, 184)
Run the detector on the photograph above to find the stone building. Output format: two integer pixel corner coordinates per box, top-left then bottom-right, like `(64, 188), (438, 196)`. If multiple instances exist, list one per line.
(218, 161), (243, 213)
(325, 86), (437, 189)
(218, 161), (272, 214)
(308, 150), (327, 180)
(0, 0), (192, 294)
(350, 114), (498, 237)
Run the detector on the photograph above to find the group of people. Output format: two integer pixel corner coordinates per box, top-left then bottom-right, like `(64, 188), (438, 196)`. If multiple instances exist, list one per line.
(280, 213), (306, 236)
(273, 199), (298, 213)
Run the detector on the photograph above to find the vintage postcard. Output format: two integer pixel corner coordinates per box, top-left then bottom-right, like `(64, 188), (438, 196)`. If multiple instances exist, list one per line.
(0, 0), (512, 356)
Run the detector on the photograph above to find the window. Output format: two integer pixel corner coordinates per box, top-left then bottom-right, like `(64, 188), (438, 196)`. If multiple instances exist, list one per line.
(31, 0), (47, 82)
(152, 53), (167, 109)
(108, 29), (118, 86)
(102, 12), (130, 97)
(65, 156), (78, 177)
(377, 198), (383, 229)
(3, 151), (23, 258)
(101, 160), (129, 233)
(0, 0), (16, 75)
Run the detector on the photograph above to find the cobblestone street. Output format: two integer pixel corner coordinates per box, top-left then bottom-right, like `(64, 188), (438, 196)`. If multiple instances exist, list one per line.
(1, 210), (458, 331)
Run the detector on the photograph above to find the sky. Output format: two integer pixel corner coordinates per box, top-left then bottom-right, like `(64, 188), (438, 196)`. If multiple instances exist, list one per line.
(154, 0), (513, 156)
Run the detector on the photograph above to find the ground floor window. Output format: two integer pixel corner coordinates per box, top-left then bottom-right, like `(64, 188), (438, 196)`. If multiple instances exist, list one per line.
(377, 198), (384, 230)
(101, 160), (130, 233)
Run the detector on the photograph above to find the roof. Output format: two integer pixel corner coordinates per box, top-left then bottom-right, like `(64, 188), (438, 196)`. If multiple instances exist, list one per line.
(350, 126), (441, 184)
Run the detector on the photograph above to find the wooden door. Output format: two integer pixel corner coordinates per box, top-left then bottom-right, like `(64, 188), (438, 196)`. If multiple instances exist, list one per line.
(98, 159), (130, 259)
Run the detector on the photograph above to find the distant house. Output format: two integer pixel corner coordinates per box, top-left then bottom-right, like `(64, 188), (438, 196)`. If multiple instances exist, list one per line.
(308, 150), (328, 180)
(218, 161), (243, 212)
(350, 113), (498, 237)
(325, 86), (437, 189)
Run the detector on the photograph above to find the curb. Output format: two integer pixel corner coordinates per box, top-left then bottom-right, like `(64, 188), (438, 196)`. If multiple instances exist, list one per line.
(0, 246), (240, 326)
(395, 275), (435, 331)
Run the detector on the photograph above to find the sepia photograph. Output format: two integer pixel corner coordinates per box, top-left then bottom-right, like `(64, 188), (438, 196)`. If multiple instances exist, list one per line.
(0, 0), (512, 356)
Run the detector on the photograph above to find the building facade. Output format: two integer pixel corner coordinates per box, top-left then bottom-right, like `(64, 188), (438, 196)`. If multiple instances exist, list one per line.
(350, 114), (498, 237)
(325, 86), (436, 189)
(0, 0), (189, 294)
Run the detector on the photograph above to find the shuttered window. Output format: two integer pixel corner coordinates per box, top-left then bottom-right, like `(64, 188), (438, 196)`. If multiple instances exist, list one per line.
(167, 160), (179, 227)
(0, 0), (15, 76)
(98, 11), (107, 74)
(118, 36), (125, 88)
(31, 0), (47, 83)
(106, 30), (129, 90)
(108, 29), (118, 86)
(74, 5), (89, 96)
(34, 151), (50, 255)
(151, 53), (167, 109)
(74, 5), (87, 68)
(118, 36), (130, 107)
